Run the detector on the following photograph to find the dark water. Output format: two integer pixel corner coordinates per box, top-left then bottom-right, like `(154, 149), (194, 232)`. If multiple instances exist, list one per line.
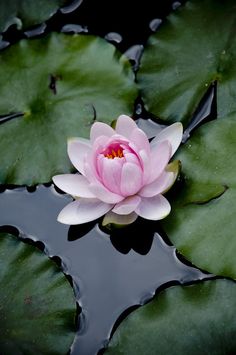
(0, 186), (206, 354)
(0, 0), (186, 51)
(0, 0), (217, 354)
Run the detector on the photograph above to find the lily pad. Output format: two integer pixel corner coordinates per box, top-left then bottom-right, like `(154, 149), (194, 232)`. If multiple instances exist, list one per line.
(161, 113), (236, 279)
(0, 0), (68, 33)
(107, 279), (236, 355)
(137, 0), (236, 124)
(0, 232), (76, 354)
(0, 33), (137, 185)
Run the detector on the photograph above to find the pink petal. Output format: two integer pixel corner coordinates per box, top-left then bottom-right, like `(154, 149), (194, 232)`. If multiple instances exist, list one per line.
(90, 122), (115, 143)
(139, 171), (175, 198)
(112, 195), (141, 215)
(84, 160), (100, 184)
(102, 211), (138, 226)
(120, 162), (143, 196)
(151, 122), (183, 157)
(93, 135), (111, 154)
(67, 138), (92, 175)
(123, 152), (140, 166)
(52, 174), (95, 198)
(96, 154), (105, 177)
(115, 114), (137, 138)
(84, 149), (103, 184)
(139, 149), (150, 184)
(148, 141), (171, 183)
(100, 157), (123, 194)
(135, 195), (171, 220)
(107, 134), (129, 145)
(57, 198), (112, 225)
(89, 183), (124, 204)
(130, 128), (150, 155)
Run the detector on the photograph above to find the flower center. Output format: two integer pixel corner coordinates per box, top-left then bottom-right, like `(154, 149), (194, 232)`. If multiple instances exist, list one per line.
(104, 145), (124, 159)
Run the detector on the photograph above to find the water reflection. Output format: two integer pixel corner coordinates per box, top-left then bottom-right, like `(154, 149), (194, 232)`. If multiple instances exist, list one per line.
(24, 23), (47, 38)
(104, 32), (122, 44)
(172, 1), (182, 10)
(61, 24), (88, 33)
(124, 44), (143, 71)
(149, 18), (162, 32)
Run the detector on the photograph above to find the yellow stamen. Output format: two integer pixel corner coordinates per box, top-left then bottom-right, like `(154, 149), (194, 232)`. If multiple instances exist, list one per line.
(104, 147), (124, 159)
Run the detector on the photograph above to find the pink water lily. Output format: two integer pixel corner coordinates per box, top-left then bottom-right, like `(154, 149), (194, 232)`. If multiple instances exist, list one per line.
(53, 115), (183, 226)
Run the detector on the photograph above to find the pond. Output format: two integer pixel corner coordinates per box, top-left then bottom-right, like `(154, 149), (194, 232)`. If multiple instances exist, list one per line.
(0, 0), (236, 354)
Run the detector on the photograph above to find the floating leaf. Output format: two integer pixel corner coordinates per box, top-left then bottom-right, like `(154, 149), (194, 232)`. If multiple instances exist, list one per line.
(0, 232), (76, 354)
(0, 33), (137, 185)
(107, 279), (236, 354)
(0, 0), (68, 33)
(161, 113), (236, 279)
(137, 0), (236, 124)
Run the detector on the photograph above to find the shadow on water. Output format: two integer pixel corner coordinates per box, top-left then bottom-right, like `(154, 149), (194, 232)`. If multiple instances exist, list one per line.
(102, 218), (157, 255)
(0, 185), (207, 355)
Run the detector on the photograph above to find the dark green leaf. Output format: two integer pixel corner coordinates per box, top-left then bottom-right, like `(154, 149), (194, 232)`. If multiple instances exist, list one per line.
(162, 114), (236, 279)
(0, 0), (67, 33)
(0, 232), (76, 354)
(138, 0), (236, 124)
(107, 279), (236, 355)
(0, 33), (137, 185)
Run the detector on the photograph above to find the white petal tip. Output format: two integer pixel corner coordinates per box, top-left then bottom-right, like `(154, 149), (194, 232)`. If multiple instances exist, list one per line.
(117, 114), (132, 120)
(135, 195), (171, 221)
(52, 175), (57, 184)
(152, 122), (183, 157)
(115, 115), (138, 138)
(143, 210), (171, 221)
(52, 174), (64, 189)
(173, 122), (183, 140)
(57, 214), (72, 225)
(171, 122), (183, 131)
(175, 122), (183, 128)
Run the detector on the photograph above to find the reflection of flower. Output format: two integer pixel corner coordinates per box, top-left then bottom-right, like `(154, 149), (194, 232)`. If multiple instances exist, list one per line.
(53, 115), (183, 226)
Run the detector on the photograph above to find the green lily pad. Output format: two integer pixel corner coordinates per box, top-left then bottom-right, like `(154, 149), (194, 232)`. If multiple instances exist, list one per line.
(107, 279), (236, 355)
(137, 0), (236, 124)
(0, 33), (137, 185)
(161, 113), (236, 279)
(0, 0), (68, 33)
(0, 232), (76, 354)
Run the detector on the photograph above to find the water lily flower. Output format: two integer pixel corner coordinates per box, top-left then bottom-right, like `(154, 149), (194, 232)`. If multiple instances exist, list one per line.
(53, 115), (183, 226)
